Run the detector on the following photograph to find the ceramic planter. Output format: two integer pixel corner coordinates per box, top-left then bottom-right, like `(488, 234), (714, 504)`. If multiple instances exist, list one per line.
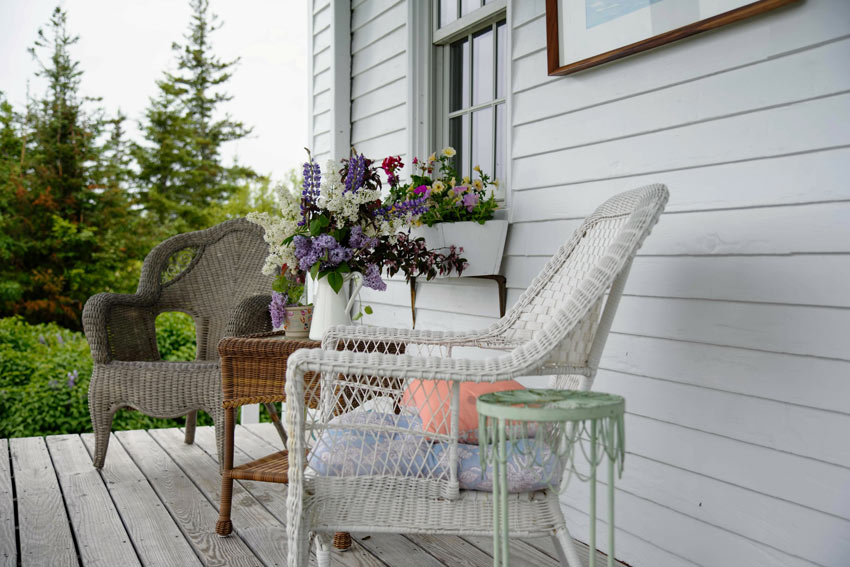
(283, 305), (313, 338)
(410, 219), (508, 277)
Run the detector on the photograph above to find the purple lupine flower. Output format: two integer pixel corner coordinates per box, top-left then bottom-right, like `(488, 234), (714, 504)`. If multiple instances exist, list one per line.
(67, 369), (78, 388)
(299, 158), (322, 225)
(349, 226), (378, 249)
(345, 153), (367, 193)
(269, 292), (289, 328)
(377, 196), (429, 219)
(462, 192), (479, 211)
(362, 263), (387, 291)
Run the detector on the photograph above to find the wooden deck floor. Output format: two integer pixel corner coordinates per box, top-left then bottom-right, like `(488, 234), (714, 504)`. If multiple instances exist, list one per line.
(0, 423), (622, 566)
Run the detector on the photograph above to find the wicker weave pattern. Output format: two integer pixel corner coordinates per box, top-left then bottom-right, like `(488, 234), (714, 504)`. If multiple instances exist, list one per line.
(83, 218), (274, 468)
(283, 185), (668, 567)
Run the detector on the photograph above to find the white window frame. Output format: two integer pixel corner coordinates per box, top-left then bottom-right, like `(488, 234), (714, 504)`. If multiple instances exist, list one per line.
(409, 0), (509, 203)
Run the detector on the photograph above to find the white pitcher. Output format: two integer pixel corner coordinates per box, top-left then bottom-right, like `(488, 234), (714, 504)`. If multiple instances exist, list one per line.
(309, 272), (363, 341)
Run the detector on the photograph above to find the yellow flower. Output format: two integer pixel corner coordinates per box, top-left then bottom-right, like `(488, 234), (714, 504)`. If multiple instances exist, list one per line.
(492, 178), (500, 187)
(442, 147), (456, 157)
(473, 179), (483, 190)
(428, 153), (437, 162)
(449, 177), (456, 188)
(432, 181), (446, 193)
(473, 165), (481, 173)
(462, 176), (470, 185)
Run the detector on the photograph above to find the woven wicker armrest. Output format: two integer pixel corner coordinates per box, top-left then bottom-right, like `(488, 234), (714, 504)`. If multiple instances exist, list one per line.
(83, 292), (159, 363)
(224, 294), (273, 338)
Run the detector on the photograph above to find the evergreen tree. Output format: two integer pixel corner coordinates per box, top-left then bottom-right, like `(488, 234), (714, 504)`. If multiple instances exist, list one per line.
(0, 8), (149, 330)
(134, 0), (256, 232)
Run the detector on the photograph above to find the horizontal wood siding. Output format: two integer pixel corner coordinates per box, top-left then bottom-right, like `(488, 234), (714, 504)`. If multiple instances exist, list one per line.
(505, 0), (850, 565)
(312, 0), (333, 161)
(330, 2), (849, 564)
(350, 0), (407, 159)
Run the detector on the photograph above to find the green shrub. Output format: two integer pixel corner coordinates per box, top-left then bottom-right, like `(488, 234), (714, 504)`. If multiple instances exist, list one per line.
(0, 314), (212, 438)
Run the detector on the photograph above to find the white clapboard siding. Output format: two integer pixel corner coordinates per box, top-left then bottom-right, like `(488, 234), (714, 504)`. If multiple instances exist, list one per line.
(311, 0), (850, 564)
(349, 0), (407, 159)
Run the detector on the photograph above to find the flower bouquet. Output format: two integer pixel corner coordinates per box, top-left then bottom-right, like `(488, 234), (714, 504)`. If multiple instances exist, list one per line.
(249, 149), (467, 337)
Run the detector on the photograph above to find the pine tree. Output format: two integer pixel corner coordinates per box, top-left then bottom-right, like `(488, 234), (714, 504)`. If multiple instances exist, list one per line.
(0, 8), (148, 330)
(134, 0), (256, 232)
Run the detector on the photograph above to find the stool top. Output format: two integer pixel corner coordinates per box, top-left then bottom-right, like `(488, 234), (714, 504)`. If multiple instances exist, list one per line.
(477, 389), (624, 423)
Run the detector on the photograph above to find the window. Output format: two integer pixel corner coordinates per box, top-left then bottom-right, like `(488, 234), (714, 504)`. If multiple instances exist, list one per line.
(433, 1), (507, 192)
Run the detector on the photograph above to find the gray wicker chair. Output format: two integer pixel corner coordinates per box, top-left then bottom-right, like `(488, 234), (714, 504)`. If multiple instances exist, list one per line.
(82, 218), (274, 469)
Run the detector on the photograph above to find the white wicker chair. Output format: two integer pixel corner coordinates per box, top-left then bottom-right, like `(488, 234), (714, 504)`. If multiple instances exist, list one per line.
(284, 185), (668, 567)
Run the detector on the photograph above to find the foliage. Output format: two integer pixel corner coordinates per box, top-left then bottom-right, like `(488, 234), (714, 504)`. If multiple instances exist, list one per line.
(0, 315), (208, 439)
(0, 8), (153, 331)
(385, 148), (499, 226)
(132, 0), (256, 233)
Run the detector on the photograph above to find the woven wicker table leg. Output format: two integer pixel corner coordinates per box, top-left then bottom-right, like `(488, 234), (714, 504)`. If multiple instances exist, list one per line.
(333, 532), (351, 550)
(216, 408), (236, 537)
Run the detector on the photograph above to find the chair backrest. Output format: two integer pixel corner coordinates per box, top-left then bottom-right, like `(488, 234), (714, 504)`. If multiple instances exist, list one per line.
(139, 218), (273, 361)
(494, 184), (668, 389)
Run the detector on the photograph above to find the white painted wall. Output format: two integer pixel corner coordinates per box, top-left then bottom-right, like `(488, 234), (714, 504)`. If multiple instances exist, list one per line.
(309, 0), (850, 565)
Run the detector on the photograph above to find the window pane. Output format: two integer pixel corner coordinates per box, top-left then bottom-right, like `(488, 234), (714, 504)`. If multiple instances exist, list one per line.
(449, 114), (470, 177)
(496, 21), (506, 99)
(449, 38), (469, 112)
(495, 103), (505, 184)
(461, 0), (480, 16)
(440, 0), (458, 28)
(472, 108), (494, 179)
(472, 28), (494, 106)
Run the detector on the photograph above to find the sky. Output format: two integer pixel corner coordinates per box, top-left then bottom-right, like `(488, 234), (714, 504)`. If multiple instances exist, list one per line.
(0, 0), (308, 182)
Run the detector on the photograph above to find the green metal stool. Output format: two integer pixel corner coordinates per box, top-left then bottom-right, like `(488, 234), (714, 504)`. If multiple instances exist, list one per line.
(477, 389), (626, 567)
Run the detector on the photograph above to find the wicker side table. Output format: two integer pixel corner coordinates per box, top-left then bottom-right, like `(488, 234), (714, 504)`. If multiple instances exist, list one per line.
(215, 331), (352, 550)
(477, 389), (626, 567)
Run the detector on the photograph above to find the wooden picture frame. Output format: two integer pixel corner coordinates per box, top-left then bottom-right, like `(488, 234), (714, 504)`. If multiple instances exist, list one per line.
(546, 0), (798, 76)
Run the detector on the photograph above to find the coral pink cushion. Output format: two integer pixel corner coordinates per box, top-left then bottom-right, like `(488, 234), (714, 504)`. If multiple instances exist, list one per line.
(402, 379), (525, 439)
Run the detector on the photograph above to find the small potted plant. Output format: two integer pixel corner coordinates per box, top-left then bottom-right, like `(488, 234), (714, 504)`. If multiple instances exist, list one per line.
(268, 269), (312, 338)
(383, 148), (507, 277)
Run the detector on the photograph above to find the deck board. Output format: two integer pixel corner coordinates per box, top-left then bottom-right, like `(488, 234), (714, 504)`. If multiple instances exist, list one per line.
(10, 436), (78, 567)
(80, 432), (202, 567)
(0, 439), (16, 567)
(115, 429), (259, 567)
(45, 434), (141, 567)
(149, 427), (290, 566)
(192, 425), (386, 567)
(3, 427), (625, 566)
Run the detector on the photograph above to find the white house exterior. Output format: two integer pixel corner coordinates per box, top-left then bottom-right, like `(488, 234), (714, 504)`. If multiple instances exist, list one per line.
(307, 1), (850, 565)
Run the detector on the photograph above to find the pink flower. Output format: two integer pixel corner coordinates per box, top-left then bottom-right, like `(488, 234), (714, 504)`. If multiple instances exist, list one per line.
(453, 185), (467, 195)
(462, 192), (479, 211)
(413, 184), (430, 196)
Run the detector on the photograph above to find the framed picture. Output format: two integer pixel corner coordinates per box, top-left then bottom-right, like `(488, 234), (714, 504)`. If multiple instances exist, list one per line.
(545, 0), (798, 76)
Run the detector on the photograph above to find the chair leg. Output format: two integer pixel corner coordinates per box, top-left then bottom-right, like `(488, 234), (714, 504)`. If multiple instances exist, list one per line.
(333, 532), (352, 550)
(315, 533), (331, 567)
(89, 395), (115, 469)
(553, 527), (584, 567)
(210, 406), (227, 474)
(185, 410), (198, 444)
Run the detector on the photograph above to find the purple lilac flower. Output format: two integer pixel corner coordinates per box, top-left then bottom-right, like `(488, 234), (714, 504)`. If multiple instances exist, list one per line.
(349, 226), (378, 249)
(345, 153), (367, 193)
(269, 291), (289, 328)
(362, 263), (387, 291)
(328, 246), (353, 264)
(462, 192), (479, 212)
(294, 236), (319, 271)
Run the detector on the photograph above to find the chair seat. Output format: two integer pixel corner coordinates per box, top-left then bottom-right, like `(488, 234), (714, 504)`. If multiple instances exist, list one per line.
(308, 411), (562, 492)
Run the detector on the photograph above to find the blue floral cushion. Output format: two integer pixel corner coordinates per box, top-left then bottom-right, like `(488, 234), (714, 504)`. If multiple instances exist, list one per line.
(308, 411), (562, 492)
